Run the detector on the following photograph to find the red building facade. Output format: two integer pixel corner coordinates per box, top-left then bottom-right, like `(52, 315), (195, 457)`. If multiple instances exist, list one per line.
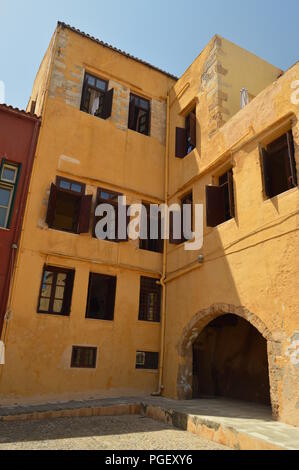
(0, 104), (40, 337)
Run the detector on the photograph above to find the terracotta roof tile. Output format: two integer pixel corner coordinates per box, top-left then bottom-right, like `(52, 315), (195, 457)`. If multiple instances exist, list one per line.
(0, 103), (40, 120)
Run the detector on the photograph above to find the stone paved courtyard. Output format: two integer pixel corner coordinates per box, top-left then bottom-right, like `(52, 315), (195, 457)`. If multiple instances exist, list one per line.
(0, 415), (230, 450)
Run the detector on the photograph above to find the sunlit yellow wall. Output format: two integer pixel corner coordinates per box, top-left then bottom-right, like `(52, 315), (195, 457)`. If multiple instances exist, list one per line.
(0, 24), (175, 404)
(165, 48), (299, 426)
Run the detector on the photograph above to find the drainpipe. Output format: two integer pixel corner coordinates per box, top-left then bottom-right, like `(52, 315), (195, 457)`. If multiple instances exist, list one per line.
(152, 93), (170, 397)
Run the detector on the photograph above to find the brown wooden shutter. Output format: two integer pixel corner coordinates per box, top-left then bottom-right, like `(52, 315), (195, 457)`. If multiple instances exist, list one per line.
(175, 127), (187, 158)
(260, 145), (272, 198)
(128, 95), (136, 129)
(287, 130), (298, 187)
(228, 170), (235, 218)
(77, 195), (92, 234)
(169, 211), (182, 245)
(206, 185), (226, 227)
(46, 183), (57, 228)
(62, 270), (75, 315)
(101, 88), (114, 120)
(189, 112), (197, 148)
(108, 277), (117, 320)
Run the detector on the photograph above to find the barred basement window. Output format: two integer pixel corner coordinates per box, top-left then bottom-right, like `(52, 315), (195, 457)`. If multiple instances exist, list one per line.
(206, 169), (235, 228)
(175, 107), (196, 158)
(139, 277), (161, 323)
(260, 130), (298, 198)
(136, 351), (159, 370)
(128, 94), (150, 136)
(38, 265), (75, 316)
(71, 346), (97, 369)
(86, 273), (117, 321)
(80, 72), (114, 120)
(46, 177), (92, 234)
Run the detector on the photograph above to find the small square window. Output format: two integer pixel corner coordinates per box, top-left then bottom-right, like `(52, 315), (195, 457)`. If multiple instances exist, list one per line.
(136, 351), (159, 370)
(38, 265), (75, 316)
(1, 164), (17, 183)
(71, 346), (97, 369)
(81, 73), (114, 120)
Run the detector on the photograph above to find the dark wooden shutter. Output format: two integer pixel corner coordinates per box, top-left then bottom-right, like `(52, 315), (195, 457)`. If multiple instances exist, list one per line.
(80, 77), (89, 112)
(77, 195), (92, 234)
(287, 130), (298, 187)
(128, 95), (136, 129)
(260, 145), (272, 198)
(169, 211), (182, 245)
(62, 270), (75, 315)
(175, 127), (187, 158)
(46, 183), (57, 228)
(189, 112), (197, 148)
(228, 170), (235, 218)
(108, 277), (117, 320)
(101, 88), (114, 120)
(206, 185), (226, 228)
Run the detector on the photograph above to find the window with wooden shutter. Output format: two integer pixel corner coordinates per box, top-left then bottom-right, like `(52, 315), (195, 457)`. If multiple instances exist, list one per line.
(175, 127), (187, 158)
(175, 107), (197, 158)
(260, 130), (298, 199)
(80, 72), (113, 120)
(46, 177), (91, 235)
(38, 265), (75, 316)
(94, 188), (129, 242)
(169, 192), (193, 244)
(206, 169), (235, 228)
(85, 273), (117, 321)
(128, 93), (150, 136)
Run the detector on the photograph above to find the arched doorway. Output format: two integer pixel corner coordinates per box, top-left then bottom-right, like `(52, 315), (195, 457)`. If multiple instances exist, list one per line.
(192, 314), (271, 405)
(176, 304), (281, 419)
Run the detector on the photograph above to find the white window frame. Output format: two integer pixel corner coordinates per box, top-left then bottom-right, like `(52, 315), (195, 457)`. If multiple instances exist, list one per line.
(1, 163), (18, 184)
(0, 183), (14, 228)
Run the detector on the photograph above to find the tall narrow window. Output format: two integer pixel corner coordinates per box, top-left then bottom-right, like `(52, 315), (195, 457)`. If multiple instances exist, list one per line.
(138, 277), (161, 323)
(0, 162), (20, 229)
(94, 188), (129, 242)
(175, 108), (196, 158)
(169, 191), (193, 245)
(80, 72), (114, 120)
(128, 94), (150, 136)
(139, 203), (163, 253)
(86, 273), (117, 321)
(71, 347), (97, 369)
(38, 266), (75, 316)
(46, 177), (92, 234)
(136, 352), (159, 370)
(260, 130), (297, 198)
(206, 169), (235, 228)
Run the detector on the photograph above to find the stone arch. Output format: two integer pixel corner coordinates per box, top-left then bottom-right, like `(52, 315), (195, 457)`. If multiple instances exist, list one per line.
(176, 303), (281, 419)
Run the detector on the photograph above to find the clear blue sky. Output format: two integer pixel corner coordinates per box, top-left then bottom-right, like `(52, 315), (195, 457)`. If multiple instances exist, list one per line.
(1, 0), (299, 110)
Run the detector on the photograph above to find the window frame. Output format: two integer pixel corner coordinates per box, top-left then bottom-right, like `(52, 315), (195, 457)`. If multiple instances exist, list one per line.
(138, 276), (162, 323)
(85, 272), (117, 321)
(206, 168), (235, 228)
(71, 346), (98, 369)
(128, 93), (151, 136)
(0, 160), (20, 229)
(37, 265), (75, 316)
(135, 351), (159, 370)
(80, 72), (109, 118)
(139, 203), (164, 254)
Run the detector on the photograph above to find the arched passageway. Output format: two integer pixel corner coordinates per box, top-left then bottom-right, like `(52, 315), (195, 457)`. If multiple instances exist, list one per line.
(192, 314), (271, 405)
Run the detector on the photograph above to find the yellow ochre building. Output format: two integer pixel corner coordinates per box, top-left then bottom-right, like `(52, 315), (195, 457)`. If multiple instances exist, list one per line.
(0, 22), (298, 427)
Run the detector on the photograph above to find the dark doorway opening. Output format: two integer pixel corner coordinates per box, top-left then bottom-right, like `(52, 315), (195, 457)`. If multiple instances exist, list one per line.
(192, 315), (271, 406)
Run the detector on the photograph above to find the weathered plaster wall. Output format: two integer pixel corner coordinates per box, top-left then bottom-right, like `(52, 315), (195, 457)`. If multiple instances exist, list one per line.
(164, 63), (299, 426)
